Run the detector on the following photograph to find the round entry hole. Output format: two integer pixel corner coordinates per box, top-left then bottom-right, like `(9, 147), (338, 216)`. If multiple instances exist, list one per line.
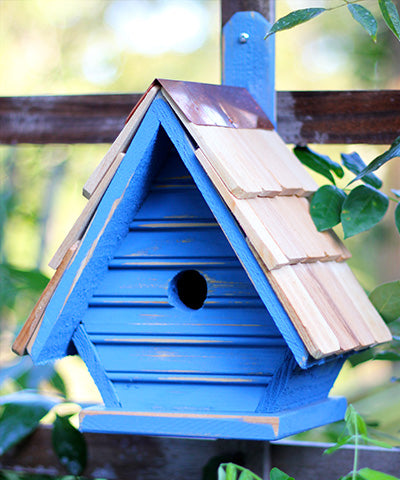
(169, 270), (207, 311)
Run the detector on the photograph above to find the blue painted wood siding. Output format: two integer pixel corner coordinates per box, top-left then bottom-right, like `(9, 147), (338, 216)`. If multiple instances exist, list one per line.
(81, 140), (288, 413)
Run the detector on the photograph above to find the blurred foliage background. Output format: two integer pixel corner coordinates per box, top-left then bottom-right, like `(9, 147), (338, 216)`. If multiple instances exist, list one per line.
(1, 0), (400, 443)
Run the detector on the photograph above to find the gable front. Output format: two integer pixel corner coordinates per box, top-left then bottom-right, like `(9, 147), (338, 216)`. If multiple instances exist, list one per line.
(29, 94), (309, 367)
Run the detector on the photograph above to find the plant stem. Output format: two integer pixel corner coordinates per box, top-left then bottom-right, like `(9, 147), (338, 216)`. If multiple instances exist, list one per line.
(327, 0), (367, 12)
(352, 422), (359, 480)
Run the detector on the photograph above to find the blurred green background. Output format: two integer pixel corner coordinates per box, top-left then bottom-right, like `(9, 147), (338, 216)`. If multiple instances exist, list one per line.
(1, 0), (400, 442)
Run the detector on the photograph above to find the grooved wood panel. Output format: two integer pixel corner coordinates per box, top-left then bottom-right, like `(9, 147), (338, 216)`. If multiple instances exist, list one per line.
(83, 305), (280, 337)
(112, 380), (270, 413)
(82, 148), (287, 411)
(94, 266), (259, 297)
(93, 342), (286, 376)
(2, 91), (399, 144)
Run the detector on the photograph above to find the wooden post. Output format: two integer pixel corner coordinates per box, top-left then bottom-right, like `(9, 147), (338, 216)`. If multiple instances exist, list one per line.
(221, 0), (275, 26)
(221, 0), (276, 124)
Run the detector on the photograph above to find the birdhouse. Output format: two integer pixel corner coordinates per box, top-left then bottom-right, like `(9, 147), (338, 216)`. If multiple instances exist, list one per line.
(13, 80), (392, 441)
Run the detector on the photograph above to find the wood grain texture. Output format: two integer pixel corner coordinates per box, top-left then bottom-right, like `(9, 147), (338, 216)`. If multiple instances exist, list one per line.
(194, 150), (342, 268)
(221, 0), (275, 25)
(305, 262), (376, 347)
(12, 241), (79, 356)
(265, 265), (340, 358)
(49, 152), (125, 270)
(292, 263), (361, 352)
(191, 127), (317, 198)
(328, 262), (392, 344)
(271, 441), (400, 480)
(194, 149), (288, 270)
(0, 425), (269, 479)
(192, 125), (282, 198)
(2, 91), (400, 145)
(83, 85), (159, 198)
(0, 93), (141, 144)
(278, 90), (400, 145)
(2, 426), (399, 480)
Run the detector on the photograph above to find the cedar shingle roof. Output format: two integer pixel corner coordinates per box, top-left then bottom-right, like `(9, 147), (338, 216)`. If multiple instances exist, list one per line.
(13, 79), (392, 360)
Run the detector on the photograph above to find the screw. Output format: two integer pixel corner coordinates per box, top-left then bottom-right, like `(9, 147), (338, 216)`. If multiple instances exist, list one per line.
(239, 32), (249, 44)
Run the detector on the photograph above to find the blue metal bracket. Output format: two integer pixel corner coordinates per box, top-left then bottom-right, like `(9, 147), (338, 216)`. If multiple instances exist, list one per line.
(222, 11), (276, 126)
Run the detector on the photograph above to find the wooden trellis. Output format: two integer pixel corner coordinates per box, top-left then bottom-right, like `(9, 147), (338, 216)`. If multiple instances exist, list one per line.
(1, 0), (400, 478)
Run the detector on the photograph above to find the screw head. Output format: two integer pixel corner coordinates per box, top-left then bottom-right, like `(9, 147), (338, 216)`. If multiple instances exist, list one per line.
(239, 32), (249, 44)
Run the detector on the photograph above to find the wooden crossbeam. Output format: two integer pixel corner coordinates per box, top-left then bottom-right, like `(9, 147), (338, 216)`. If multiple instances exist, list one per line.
(1, 90), (400, 145)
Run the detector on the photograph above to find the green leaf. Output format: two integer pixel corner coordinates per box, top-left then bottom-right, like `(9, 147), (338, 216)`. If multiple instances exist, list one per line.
(310, 185), (347, 231)
(265, 8), (326, 38)
(0, 390), (59, 408)
(49, 370), (67, 397)
(0, 357), (32, 388)
(348, 4), (378, 41)
(52, 414), (87, 476)
(359, 468), (400, 480)
(225, 463), (238, 480)
(395, 202), (400, 235)
(324, 435), (353, 454)
(293, 146), (343, 183)
(345, 405), (368, 436)
(374, 351), (400, 361)
(218, 465), (227, 480)
(270, 467), (294, 480)
(341, 185), (389, 238)
(349, 136), (400, 185)
(369, 281), (400, 323)
(341, 152), (382, 189)
(379, 0), (400, 40)
(391, 189), (400, 198)
(0, 392), (58, 455)
(348, 349), (374, 367)
(238, 471), (253, 480)
(359, 434), (393, 449)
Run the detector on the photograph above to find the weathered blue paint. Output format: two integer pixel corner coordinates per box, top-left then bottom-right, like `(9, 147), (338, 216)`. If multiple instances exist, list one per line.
(222, 12), (276, 125)
(72, 324), (120, 408)
(83, 136), (287, 414)
(84, 305), (281, 337)
(256, 351), (345, 413)
(31, 115), (166, 362)
(80, 396), (347, 440)
(30, 95), (347, 439)
(152, 98), (310, 367)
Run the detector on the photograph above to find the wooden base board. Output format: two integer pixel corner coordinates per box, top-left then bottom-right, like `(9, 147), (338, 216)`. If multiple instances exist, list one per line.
(80, 397), (347, 441)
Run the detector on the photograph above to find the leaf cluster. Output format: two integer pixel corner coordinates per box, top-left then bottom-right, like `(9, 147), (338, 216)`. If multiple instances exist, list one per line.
(217, 407), (399, 480)
(0, 360), (87, 477)
(294, 142), (400, 240)
(218, 463), (294, 480)
(266, 1), (400, 43)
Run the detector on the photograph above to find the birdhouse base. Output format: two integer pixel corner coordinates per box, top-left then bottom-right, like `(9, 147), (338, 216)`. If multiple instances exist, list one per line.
(79, 396), (346, 440)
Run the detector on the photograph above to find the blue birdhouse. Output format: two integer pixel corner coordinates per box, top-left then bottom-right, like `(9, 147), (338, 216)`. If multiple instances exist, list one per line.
(14, 79), (391, 441)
